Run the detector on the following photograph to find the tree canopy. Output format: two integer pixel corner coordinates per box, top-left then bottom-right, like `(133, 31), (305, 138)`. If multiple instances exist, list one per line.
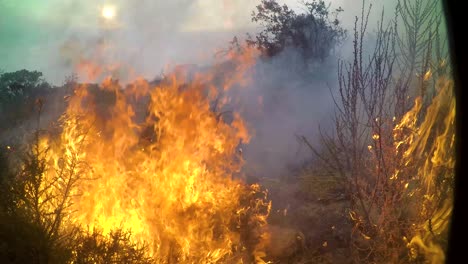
(0, 69), (52, 132)
(247, 0), (346, 61)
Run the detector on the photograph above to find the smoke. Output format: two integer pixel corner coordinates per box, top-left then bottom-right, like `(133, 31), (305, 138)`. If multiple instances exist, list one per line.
(0, 0), (401, 177)
(226, 0), (400, 178)
(0, 0), (396, 82)
(223, 48), (338, 178)
(0, 0), (259, 84)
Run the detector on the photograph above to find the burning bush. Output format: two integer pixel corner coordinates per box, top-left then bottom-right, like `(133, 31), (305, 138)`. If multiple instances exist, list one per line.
(300, 0), (454, 262)
(1, 49), (272, 263)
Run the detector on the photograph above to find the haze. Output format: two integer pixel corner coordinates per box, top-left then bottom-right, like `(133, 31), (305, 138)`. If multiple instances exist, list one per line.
(0, 0), (395, 84)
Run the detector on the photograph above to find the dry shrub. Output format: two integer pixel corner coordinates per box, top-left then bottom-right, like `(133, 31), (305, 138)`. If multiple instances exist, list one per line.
(301, 0), (452, 262)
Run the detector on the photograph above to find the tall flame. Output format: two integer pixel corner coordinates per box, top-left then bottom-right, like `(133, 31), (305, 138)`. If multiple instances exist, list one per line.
(38, 49), (271, 263)
(393, 76), (455, 263)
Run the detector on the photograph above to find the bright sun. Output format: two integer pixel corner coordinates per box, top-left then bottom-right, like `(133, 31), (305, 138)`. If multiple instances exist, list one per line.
(101, 5), (116, 20)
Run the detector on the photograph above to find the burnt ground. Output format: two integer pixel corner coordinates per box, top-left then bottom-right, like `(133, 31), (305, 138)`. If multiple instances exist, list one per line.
(249, 169), (353, 263)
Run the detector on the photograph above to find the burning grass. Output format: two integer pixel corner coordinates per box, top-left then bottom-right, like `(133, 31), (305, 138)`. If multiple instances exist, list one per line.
(1, 64), (455, 264)
(25, 49), (272, 263)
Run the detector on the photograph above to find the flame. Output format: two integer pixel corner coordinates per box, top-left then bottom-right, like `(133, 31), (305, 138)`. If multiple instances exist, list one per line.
(393, 76), (455, 262)
(38, 48), (271, 262)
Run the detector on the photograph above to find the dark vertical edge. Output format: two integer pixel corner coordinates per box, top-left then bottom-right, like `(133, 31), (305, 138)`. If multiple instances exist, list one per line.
(443, 0), (467, 262)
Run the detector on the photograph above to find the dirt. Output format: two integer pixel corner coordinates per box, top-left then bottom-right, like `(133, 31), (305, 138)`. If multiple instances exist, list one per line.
(255, 172), (353, 263)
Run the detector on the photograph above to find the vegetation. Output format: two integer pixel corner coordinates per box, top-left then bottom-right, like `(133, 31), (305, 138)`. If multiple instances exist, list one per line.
(0, 0), (454, 263)
(0, 70), (52, 132)
(0, 108), (153, 263)
(246, 0), (345, 62)
(300, 0), (453, 262)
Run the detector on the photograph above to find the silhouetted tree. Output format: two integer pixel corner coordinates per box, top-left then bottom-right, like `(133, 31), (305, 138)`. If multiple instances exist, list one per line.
(0, 70), (51, 130)
(247, 0), (346, 62)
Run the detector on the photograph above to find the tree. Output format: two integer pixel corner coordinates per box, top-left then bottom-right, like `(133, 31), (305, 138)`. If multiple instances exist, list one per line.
(247, 0), (346, 62)
(394, 0), (446, 117)
(0, 70), (51, 132)
(0, 70), (49, 101)
(301, 0), (452, 262)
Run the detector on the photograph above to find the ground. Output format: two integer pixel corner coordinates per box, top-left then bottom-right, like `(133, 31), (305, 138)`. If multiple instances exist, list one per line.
(249, 166), (353, 263)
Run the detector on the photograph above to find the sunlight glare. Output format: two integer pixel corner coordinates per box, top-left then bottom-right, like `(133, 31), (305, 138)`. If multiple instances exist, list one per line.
(101, 5), (116, 20)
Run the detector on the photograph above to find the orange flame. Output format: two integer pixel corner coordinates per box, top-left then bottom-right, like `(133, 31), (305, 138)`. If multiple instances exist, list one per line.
(40, 48), (270, 262)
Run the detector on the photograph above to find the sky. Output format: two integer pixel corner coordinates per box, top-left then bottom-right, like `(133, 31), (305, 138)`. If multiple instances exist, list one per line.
(0, 0), (398, 84)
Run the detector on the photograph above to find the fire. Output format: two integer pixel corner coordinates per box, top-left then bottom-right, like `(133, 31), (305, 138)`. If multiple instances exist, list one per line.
(393, 76), (455, 262)
(38, 48), (271, 262)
